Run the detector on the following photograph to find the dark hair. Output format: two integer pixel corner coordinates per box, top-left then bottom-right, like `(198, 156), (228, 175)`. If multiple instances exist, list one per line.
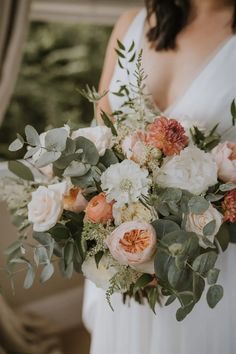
(145, 0), (236, 51)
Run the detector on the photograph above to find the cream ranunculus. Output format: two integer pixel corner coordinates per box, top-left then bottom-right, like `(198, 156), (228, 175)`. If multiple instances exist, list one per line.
(71, 126), (113, 156)
(155, 147), (218, 195)
(28, 182), (67, 232)
(212, 142), (236, 183)
(112, 202), (152, 226)
(82, 255), (117, 290)
(185, 204), (223, 248)
(106, 221), (157, 274)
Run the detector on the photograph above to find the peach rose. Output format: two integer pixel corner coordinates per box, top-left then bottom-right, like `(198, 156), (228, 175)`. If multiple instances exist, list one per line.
(64, 187), (88, 213)
(85, 192), (113, 224)
(212, 142), (236, 183)
(106, 221), (157, 274)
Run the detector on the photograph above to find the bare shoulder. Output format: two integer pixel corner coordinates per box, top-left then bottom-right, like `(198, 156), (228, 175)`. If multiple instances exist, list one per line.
(112, 8), (141, 41)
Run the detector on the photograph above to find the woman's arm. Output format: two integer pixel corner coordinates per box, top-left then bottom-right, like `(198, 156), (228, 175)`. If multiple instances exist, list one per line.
(96, 9), (140, 123)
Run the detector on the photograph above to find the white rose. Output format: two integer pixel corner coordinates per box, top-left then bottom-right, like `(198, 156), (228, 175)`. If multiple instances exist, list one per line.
(185, 204), (223, 248)
(155, 147), (218, 195)
(71, 126), (113, 156)
(28, 182), (67, 232)
(82, 255), (117, 290)
(112, 202), (152, 226)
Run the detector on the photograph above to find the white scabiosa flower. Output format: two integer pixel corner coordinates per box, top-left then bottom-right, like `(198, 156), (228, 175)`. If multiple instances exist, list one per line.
(155, 147), (218, 195)
(101, 160), (151, 207)
(82, 255), (117, 290)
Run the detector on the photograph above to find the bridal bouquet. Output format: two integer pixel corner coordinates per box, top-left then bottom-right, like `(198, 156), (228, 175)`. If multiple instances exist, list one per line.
(1, 43), (236, 321)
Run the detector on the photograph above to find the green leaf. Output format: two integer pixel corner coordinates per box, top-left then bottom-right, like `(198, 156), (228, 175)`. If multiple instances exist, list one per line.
(219, 183), (236, 192)
(154, 250), (172, 283)
(117, 39), (125, 51)
(229, 223), (236, 243)
(35, 151), (61, 168)
(63, 161), (90, 177)
(207, 268), (220, 285)
(34, 246), (49, 267)
(24, 146), (40, 159)
(203, 220), (216, 236)
(188, 196), (209, 214)
(4, 241), (22, 256)
(193, 273), (205, 302)
(176, 302), (195, 321)
(165, 294), (176, 306)
(134, 274), (153, 293)
(25, 125), (40, 146)
(8, 160), (34, 181)
(128, 40), (135, 53)
(95, 251), (104, 268)
(45, 128), (68, 152)
(207, 285), (223, 308)
(9, 138), (24, 152)
(40, 263), (54, 283)
(100, 110), (118, 136)
(64, 241), (74, 266)
(24, 266), (35, 289)
(167, 262), (189, 291)
(147, 287), (158, 314)
(129, 51), (136, 63)
(206, 194), (224, 202)
(151, 219), (180, 240)
(72, 170), (95, 189)
(75, 136), (99, 165)
(100, 149), (119, 167)
(192, 251), (217, 276)
(216, 223), (230, 251)
(231, 99), (236, 126)
(49, 224), (70, 241)
(115, 48), (125, 58)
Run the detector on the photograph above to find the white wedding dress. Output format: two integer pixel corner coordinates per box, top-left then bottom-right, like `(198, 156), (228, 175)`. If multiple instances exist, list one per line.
(83, 8), (236, 354)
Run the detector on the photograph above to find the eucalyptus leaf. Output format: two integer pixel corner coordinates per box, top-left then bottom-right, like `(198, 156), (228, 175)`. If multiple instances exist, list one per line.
(100, 149), (119, 167)
(9, 138), (24, 152)
(24, 266), (35, 289)
(176, 302), (195, 321)
(206, 285), (223, 308)
(64, 241), (74, 266)
(216, 223), (230, 251)
(152, 219), (180, 240)
(8, 160), (34, 181)
(45, 128), (68, 152)
(75, 136), (99, 165)
(63, 161), (90, 177)
(192, 251), (217, 276)
(35, 151), (61, 168)
(219, 183), (236, 192)
(25, 125), (40, 146)
(207, 268), (220, 285)
(203, 220), (216, 236)
(24, 146), (40, 159)
(188, 196), (209, 214)
(40, 263), (54, 283)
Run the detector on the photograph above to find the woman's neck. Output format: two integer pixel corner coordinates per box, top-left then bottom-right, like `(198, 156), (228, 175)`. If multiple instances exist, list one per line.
(191, 0), (234, 14)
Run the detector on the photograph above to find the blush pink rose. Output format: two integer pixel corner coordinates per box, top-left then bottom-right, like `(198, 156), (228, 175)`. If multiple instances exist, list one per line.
(212, 142), (236, 183)
(64, 187), (88, 213)
(85, 192), (113, 224)
(106, 221), (157, 274)
(122, 131), (148, 165)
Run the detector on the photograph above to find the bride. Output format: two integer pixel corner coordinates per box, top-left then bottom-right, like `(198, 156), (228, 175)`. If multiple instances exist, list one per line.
(83, 1), (236, 353)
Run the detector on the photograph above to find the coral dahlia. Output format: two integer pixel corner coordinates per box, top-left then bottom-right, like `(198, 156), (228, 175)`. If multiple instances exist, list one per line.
(222, 189), (236, 223)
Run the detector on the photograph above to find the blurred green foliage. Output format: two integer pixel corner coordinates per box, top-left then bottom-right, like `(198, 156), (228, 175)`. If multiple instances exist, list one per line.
(0, 22), (112, 160)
